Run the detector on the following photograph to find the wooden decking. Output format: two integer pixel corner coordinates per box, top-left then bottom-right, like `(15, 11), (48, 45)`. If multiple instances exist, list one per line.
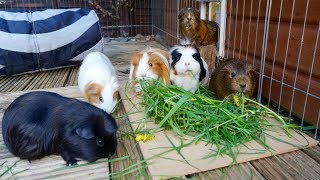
(0, 41), (319, 179)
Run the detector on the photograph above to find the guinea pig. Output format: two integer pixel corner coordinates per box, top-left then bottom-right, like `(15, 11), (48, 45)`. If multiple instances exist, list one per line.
(178, 7), (219, 46)
(129, 47), (170, 92)
(78, 51), (119, 113)
(2, 91), (118, 166)
(209, 58), (258, 100)
(169, 42), (209, 93)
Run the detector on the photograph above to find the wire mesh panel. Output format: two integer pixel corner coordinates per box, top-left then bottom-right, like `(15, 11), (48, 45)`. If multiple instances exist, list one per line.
(152, 0), (200, 47)
(225, 0), (320, 139)
(0, 0), (152, 38)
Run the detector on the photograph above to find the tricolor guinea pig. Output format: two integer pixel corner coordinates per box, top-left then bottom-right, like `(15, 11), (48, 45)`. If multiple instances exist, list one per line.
(129, 48), (170, 92)
(2, 91), (118, 166)
(169, 42), (209, 93)
(78, 52), (119, 113)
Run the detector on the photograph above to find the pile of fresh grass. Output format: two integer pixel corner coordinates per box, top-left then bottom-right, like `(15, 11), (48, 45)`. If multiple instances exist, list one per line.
(132, 80), (298, 159)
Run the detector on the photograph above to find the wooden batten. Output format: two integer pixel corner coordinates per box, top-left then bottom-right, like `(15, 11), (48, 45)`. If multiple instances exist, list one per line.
(199, 44), (217, 75)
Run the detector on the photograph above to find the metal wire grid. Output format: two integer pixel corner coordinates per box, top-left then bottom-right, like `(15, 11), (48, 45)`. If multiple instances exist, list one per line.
(0, 0), (152, 38)
(226, 0), (319, 139)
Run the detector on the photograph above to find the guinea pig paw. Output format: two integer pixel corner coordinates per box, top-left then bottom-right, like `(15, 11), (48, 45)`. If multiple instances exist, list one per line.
(66, 158), (78, 166)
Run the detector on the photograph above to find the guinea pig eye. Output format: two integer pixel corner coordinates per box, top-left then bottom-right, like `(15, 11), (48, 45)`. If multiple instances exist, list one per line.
(99, 96), (103, 102)
(149, 63), (153, 67)
(230, 72), (236, 78)
(96, 138), (105, 147)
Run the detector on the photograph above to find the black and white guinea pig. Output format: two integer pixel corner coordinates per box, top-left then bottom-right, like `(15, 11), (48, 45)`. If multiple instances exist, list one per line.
(169, 42), (209, 92)
(2, 91), (118, 166)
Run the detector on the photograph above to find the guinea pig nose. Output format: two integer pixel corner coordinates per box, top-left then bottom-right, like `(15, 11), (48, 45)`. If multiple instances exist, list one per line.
(185, 62), (190, 66)
(240, 84), (247, 90)
(141, 74), (146, 77)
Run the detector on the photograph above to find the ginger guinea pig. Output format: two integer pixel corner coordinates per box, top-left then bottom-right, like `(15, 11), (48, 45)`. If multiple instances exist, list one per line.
(209, 59), (258, 100)
(2, 91), (118, 166)
(179, 7), (219, 46)
(129, 48), (170, 92)
(78, 52), (119, 113)
(169, 43), (209, 93)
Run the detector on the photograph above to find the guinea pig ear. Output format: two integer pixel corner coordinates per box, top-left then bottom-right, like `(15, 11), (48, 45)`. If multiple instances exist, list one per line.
(170, 49), (182, 69)
(159, 63), (171, 85)
(193, 8), (200, 19)
(178, 8), (186, 19)
(85, 83), (102, 96)
(76, 127), (95, 139)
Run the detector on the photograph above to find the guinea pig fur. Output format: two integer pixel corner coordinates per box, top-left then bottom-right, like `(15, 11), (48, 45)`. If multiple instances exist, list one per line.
(169, 43), (209, 93)
(78, 51), (119, 113)
(2, 91), (118, 166)
(209, 59), (258, 100)
(129, 48), (170, 92)
(178, 7), (219, 46)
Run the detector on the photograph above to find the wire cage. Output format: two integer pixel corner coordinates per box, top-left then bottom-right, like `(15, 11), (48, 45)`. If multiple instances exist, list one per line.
(0, 0), (319, 139)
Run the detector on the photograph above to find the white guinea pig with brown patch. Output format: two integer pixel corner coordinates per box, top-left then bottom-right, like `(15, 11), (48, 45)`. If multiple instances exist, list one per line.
(169, 43), (209, 93)
(129, 48), (170, 92)
(78, 52), (119, 113)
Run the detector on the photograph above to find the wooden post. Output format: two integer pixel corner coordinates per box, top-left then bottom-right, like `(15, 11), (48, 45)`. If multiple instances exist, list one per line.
(199, 44), (217, 75)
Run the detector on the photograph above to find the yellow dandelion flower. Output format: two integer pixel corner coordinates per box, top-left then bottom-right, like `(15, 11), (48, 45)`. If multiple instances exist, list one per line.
(233, 95), (240, 107)
(135, 134), (155, 142)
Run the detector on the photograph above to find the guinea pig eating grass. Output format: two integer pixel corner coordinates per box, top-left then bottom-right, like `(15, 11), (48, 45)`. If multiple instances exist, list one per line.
(169, 42), (209, 93)
(78, 51), (120, 114)
(129, 47), (170, 92)
(2, 91), (118, 166)
(209, 58), (258, 100)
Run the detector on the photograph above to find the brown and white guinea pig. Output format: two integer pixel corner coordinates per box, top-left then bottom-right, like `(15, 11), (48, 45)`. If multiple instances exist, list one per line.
(179, 7), (219, 46)
(209, 59), (258, 100)
(169, 41), (209, 93)
(2, 91), (118, 166)
(78, 52), (119, 113)
(129, 47), (170, 92)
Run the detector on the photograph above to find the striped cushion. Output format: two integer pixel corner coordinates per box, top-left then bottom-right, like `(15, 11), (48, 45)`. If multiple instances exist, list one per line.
(0, 9), (103, 75)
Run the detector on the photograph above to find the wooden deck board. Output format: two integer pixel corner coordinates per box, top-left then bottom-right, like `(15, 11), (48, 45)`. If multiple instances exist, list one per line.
(0, 41), (319, 179)
(193, 162), (265, 180)
(111, 103), (148, 179)
(302, 146), (320, 164)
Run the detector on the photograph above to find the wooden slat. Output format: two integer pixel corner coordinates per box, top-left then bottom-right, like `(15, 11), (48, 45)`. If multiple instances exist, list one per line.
(0, 76), (23, 92)
(251, 150), (320, 180)
(23, 71), (48, 90)
(194, 162), (265, 180)
(10, 75), (37, 92)
(110, 103), (148, 179)
(302, 146), (320, 164)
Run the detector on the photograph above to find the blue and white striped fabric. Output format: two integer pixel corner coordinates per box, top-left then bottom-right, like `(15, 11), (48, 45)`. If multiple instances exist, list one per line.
(0, 8), (103, 75)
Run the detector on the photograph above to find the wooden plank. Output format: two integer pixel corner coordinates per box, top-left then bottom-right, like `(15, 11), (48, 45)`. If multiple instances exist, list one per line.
(119, 82), (318, 179)
(0, 76), (17, 92)
(302, 146), (320, 164)
(251, 150), (320, 180)
(68, 66), (79, 86)
(0, 76), (23, 93)
(23, 71), (47, 90)
(0, 86), (110, 179)
(9, 74), (36, 92)
(110, 103), (148, 179)
(194, 162), (265, 180)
